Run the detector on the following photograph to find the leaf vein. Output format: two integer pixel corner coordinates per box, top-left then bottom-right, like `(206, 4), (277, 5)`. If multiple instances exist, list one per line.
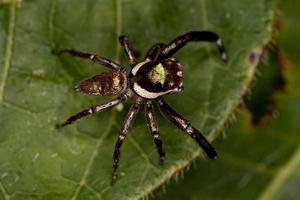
(48, 0), (56, 48)
(2, 101), (38, 116)
(0, 0), (19, 104)
(70, 110), (116, 200)
(84, 184), (102, 200)
(115, 0), (122, 61)
(128, 137), (159, 170)
(199, 0), (217, 129)
(136, 165), (150, 196)
(258, 145), (300, 200)
(0, 181), (10, 200)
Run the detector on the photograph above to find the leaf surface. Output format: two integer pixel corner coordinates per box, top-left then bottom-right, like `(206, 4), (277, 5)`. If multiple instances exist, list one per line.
(0, 0), (276, 199)
(153, 49), (300, 200)
(277, 0), (300, 67)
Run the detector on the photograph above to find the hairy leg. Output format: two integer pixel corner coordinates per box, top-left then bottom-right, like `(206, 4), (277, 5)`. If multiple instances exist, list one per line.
(53, 49), (124, 70)
(144, 43), (165, 60)
(57, 95), (128, 128)
(111, 98), (142, 185)
(157, 98), (217, 159)
(145, 100), (165, 164)
(119, 35), (137, 67)
(158, 31), (227, 63)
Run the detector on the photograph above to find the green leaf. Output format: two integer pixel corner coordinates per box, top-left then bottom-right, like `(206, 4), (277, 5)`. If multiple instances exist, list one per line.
(277, 0), (300, 67)
(153, 49), (300, 200)
(0, 0), (276, 199)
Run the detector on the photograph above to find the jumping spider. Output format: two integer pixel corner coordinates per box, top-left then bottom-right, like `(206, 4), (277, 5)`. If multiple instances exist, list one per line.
(55, 31), (227, 185)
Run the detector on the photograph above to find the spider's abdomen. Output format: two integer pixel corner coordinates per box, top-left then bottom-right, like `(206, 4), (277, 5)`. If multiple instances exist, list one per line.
(75, 71), (127, 96)
(131, 58), (183, 99)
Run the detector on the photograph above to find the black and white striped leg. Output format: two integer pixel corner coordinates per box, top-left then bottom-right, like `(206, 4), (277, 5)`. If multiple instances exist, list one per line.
(144, 43), (165, 60)
(53, 49), (124, 70)
(157, 98), (217, 159)
(112, 99), (142, 185)
(56, 95), (127, 128)
(145, 101), (165, 165)
(119, 35), (137, 67)
(157, 31), (228, 63)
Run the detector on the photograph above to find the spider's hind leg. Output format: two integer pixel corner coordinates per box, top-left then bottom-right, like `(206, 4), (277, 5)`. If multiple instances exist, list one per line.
(157, 98), (217, 159)
(112, 98), (142, 185)
(145, 101), (165, 165)
(158, 31), (227, 63)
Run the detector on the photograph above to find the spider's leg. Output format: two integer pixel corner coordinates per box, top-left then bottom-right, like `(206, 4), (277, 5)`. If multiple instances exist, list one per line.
(157, 98), (217, 159)
(145, 100), (165, 165)
(56, 95), (128, 128)
(157, 31), (227, 63)
(144, 43), (165, 61)
(112, 98), (142, 185)
(53, 49), (123, 71)
(119, 35), (137, 67)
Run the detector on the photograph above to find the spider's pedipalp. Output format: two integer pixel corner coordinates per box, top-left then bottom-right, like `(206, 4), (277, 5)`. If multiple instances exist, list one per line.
(56, 95), (128, 128)
(157, 98), (217, 159)
(157, 31), (228, 63)
(112, 98), (142, 185)
(145, 100), (165, 164)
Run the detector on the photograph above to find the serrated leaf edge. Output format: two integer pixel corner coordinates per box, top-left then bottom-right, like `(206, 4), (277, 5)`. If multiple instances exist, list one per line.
(135, 6), (278, 200)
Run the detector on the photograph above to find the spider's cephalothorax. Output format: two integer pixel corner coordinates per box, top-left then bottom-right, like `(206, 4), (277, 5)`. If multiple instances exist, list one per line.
(131, 58), (183, 99)
(55, 31), (228, 185)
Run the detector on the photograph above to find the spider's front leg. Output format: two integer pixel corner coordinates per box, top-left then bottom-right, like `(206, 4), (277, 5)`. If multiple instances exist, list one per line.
(157, 98), (217, 159)
(119, 35), (137, 67)
(144, 43), (165, 60)
(112, 98), (143, 185)
(145, 101), (165, 165)
(56, 95), (128, 128)
(157, 31), (228, 63)
(52, 49), (123, 70)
